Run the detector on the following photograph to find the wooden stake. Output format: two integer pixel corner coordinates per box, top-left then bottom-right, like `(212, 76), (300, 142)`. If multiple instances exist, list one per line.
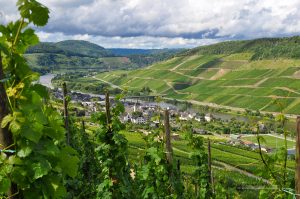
(177, 159), (181, 172)
(295, 116), (300, 199)
(164, 109), (173, 165)
(82, 120), (86, 133)
(63, 82), (70, 145)
(208, 139), (214, 195)
(105, 92), (112, 135)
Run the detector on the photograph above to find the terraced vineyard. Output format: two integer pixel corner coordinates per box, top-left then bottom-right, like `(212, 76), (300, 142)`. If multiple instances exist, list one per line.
(122, 131), (294, 184)
(85, 38), (300, 114)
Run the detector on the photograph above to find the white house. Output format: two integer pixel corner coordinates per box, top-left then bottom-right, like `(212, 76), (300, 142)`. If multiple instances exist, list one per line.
(123, 113), (132, 122)
(132, 116), (146, 124)
(179, 113), (189, 121)
(188, 113), (196, 119)
(205, 114), (212, 122)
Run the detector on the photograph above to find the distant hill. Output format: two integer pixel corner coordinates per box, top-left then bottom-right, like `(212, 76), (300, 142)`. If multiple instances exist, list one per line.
(55, 40), (114, 58)
(25, 40), (182, 74)
(108, 48), (183, 56)
(27, 40), (114, 58)
(183, 36), (300, 60)
(92, 36), (300, 115)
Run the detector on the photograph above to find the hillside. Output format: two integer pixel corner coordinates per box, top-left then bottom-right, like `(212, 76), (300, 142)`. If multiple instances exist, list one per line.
(91, 36), (300, 115)
(55, 40), (114, 58)
(109, 48), (183, 56)
(26, 40), (114, 57)
(25, 41), (180, 73)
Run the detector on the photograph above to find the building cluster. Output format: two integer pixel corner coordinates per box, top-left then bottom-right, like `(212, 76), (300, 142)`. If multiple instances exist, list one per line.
(120, 102), (214, 126)
(228, 134), (271, 153)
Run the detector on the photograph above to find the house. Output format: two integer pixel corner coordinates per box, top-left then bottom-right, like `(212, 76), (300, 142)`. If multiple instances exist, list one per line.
(123, 113), (132, 123)
(193, 128), (207, 135)
(195, 117), (201, 122)
(188, 113), (196, 119)
(132, 116), (146, 124)
(230, 134), (241, 141)
(179, 113), (189, 121)
(150, 121), (160, 128)
(205, 114), (213, 122)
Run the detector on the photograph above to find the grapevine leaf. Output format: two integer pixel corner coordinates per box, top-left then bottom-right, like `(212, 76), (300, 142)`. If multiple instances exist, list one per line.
(8, 156), (23, 165)
(17, 145), (33, 157)
(0, 43), (9, 55)
(17, 0), (50, 26)
(32, 84), (48, 98)
(32, 91), (42, 105)
(32, 158), (51, 180)
(1, 114), (13, 128)
(43, 126), (65, 141)
(11, 167), (29, 189)
(10, 120), (21, 134)
(42, 175), (67, 198)
(22, 125), (43, 143)
(59, 146), (79, 178)
(22, 28), (39, 45)
(0, 177), (10, 193)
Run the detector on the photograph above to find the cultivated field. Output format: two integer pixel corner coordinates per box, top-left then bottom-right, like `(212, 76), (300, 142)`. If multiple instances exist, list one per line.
(92, 52), (300, 115)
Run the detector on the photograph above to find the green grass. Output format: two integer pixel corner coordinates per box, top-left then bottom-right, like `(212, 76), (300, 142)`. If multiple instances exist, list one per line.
(242, 135), (295, 149)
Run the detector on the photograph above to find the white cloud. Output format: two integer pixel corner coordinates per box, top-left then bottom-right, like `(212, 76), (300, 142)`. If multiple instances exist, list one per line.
(36, 31), (220, 48)
(1, 0), (300, 48)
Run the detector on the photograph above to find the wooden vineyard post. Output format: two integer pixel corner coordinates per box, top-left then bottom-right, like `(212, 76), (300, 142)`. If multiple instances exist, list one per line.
(208, 139), (214, 195)
(0, 51), (17, 198)
(177, 160), (181, 172)
(164, 109), (173, 165)
(296, 116), (300, 199)
(105, 92), (112, 135)
(82, 120), (86, 132)
(63, 82), (70, 145)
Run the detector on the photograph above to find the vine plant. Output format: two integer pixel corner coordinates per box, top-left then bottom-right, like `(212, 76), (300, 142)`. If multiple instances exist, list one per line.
(91, 93), (134, 198)
(0, 0), (78, 198)
(254, 100), (294, 198)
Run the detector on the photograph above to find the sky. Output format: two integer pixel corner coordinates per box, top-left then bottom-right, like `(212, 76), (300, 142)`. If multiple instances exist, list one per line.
(1, 0), (300, 49)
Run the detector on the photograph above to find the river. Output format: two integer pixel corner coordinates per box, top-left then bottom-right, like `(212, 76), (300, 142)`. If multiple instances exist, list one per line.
(38, 73), (55, 89)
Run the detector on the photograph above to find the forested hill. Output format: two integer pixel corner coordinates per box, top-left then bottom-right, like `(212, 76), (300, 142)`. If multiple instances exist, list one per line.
(183, 36), (300, 60)
(26, 40), (114, 58)
(25, 40), (182, 74)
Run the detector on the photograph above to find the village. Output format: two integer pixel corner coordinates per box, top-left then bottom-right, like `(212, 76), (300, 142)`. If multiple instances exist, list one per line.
(51, 88), (288, 155)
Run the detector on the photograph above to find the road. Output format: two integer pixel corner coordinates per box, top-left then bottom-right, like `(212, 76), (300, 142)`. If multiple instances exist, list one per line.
(92, 76), (122, 90)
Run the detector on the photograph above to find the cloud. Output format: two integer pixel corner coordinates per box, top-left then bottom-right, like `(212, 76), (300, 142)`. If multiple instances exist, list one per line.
(1, 0), (300, 48)
(36, 31), (221, 49)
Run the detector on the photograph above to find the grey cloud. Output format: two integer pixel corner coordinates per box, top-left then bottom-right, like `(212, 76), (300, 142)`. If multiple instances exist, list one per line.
(2, 0), (300, 48)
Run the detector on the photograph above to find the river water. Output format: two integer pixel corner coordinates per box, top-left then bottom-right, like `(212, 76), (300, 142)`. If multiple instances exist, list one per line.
(38, 73), (55, 89)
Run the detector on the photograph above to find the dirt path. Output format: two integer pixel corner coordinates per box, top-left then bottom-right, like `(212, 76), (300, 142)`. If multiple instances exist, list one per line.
(214, 161), (270, 184)
(254, 78), (269, 87)
(172, 146), (270, 184)
(92, 76), (122, 89)
(170, 55), (197, 71)
(275, 87), (300, 95)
